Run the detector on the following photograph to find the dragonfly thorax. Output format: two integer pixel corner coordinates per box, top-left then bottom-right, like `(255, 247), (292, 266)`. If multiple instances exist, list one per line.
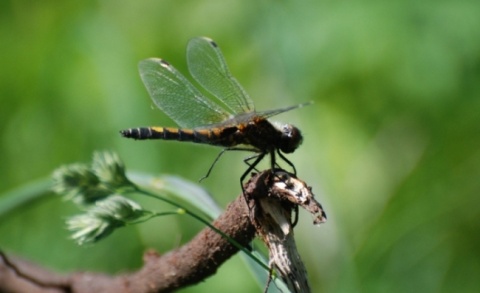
(278, 123), (303, 153)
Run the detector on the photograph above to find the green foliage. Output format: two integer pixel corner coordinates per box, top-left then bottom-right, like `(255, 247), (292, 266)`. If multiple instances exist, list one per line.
(1, 0), (480, 292)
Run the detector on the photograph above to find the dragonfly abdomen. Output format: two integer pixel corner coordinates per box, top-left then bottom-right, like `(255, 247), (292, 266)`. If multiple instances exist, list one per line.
(120, 126), (237, 146)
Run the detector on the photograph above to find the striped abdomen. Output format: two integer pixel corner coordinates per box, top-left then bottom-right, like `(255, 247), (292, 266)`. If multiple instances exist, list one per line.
(120, 126), (238, 146)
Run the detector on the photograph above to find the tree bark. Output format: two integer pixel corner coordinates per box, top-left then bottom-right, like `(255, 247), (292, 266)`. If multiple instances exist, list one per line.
(0, 173), (270, 293)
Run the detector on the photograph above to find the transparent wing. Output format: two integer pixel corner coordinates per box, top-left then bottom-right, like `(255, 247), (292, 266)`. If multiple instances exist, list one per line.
(187, 37), (255, 115)
(139, 58), (231, 128)
(255, 102), (313, 119)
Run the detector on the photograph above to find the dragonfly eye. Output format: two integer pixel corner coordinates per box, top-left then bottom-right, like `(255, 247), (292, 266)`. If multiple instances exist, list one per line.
(280, 124), (303, 153)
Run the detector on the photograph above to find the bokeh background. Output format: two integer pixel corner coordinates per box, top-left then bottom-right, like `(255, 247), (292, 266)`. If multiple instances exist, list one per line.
(1, 0), (480, 292)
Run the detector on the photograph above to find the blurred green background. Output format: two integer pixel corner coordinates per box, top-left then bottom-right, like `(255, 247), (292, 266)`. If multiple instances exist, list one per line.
(1, 0), (480, 292)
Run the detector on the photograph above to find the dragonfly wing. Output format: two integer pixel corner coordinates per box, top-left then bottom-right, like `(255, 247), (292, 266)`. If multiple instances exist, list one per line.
(187, 37), (255, 115)
(139, 58), (231, 128)
(255, 102), (313, 119)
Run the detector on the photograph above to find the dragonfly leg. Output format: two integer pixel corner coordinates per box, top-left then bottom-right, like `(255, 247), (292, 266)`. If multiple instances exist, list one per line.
(276, 149), (297, 175)
(240, 152), (266, 195)
(270, 149), (276, 170)
(199, 147), (259, 182)
(199, 149), (228, 182)
(242, 151), (301, 228)
(274, 150), (301, 227)
(243, 153), (263, 173)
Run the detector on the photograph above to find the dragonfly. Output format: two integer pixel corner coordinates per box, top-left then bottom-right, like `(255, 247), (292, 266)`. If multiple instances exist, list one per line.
(121, 37), (309, 188)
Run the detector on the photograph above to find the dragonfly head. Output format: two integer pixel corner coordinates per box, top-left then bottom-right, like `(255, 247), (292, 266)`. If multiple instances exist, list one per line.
(279, 124), (303, 153)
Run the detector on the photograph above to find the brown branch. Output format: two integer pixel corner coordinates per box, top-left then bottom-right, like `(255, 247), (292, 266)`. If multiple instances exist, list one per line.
(0, 172), (271, 293)
(1, 170), (327, 293)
